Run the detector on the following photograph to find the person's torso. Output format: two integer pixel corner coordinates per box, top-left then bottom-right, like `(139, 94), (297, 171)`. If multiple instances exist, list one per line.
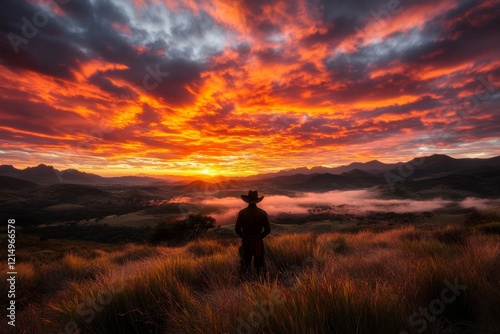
(238, 207), (267, 236)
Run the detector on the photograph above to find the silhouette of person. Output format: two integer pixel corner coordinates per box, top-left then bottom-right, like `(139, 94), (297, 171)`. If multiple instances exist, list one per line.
(235, 190), (271, 278)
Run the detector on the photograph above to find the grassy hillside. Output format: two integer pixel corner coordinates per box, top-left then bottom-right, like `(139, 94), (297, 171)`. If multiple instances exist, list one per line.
(1, 222), (499, 333)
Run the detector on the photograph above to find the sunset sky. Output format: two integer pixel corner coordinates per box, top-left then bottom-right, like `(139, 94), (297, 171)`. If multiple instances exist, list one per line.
(1, 0), (499, 176)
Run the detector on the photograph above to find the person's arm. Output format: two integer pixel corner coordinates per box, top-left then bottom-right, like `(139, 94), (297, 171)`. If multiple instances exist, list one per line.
(235, 212), (244, 238)
(261, 211), (271, 238)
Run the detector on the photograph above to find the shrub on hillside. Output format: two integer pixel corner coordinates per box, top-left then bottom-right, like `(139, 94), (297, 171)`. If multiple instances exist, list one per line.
(150, 214), (216, 244)
(465, 208), (499, 226)
(185, 214), (216, 239)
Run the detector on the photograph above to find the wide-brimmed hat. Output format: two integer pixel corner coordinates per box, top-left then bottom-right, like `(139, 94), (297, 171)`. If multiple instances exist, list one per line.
(241, 190), (264, 204)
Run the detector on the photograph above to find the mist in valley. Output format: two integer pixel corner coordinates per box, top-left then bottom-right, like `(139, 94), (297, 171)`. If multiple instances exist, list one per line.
(168, 190), (500, 225)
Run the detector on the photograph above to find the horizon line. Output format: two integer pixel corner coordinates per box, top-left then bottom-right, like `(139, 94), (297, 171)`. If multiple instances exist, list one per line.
(2, 153), (499, 179)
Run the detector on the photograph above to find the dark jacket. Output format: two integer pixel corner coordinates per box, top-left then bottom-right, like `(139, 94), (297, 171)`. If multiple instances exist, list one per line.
(235, 204), (271, 239)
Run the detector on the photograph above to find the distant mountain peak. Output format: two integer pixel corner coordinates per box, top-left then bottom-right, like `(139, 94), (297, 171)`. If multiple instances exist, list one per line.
(343, 168), (372, 176)
(427, 154), (454, 160)
(29, 164), (56, 170)
(0, 164), (17, 170)
(0, 165), (19, 176)
(285, 167), (310, 172)
(62, 168), (87, 174)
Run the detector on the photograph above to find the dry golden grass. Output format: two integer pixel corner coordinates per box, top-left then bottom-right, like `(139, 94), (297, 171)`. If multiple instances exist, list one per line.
(1, 224), (499, 334)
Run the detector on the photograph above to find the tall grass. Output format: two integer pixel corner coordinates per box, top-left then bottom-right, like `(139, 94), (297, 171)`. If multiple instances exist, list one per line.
(3, 225), (499, 334)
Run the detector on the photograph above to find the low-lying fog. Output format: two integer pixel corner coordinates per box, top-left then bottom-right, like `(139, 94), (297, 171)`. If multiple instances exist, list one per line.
(168, 190), (500, 225)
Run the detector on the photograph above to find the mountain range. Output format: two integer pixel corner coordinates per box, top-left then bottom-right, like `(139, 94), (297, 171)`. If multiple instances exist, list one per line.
(246, 159), (397, 179)
(0, 164), (167, 186)
(163, 154), (500, 199)
(1, 154), (500, 192)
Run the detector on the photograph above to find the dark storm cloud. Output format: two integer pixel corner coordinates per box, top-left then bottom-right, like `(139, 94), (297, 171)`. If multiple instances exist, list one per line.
(0, 0), (86, 79)
(256, 46), (295, 64)
(325, 0), (500, 81)
(138, 103), (163, 126)
(297, 116), (426, 148)
(362, 96), (442, 118)
(300, 15), (356, 48)
(110, 57), (205, 106)
(256, 20), (282, 35)
(0, 0), (222, 106)
(0, 97), (88, 143)
(295, 117), (344, 135)
(88, 72), (135, 97)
